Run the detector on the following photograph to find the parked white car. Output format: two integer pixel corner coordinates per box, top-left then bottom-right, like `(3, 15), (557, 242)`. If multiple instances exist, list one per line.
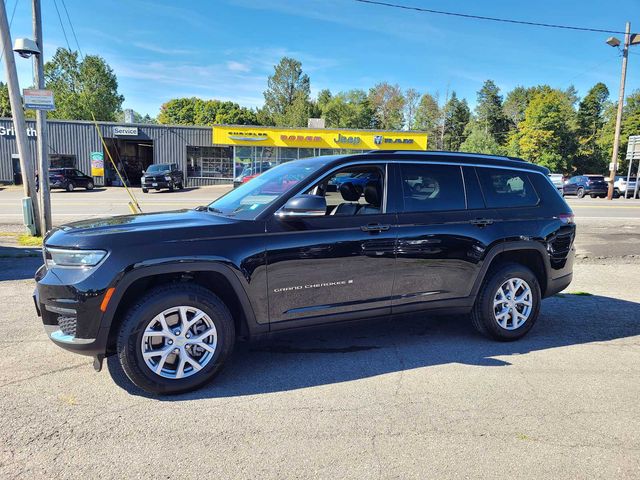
(614, 176), (638, 198)
(548, 173), (565, 192)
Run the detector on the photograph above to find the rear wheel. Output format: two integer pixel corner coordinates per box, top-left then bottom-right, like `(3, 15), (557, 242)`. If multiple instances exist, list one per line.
(142, 188), (148, 193)
(116, 284), (235, 394)
(471, 263), (541, 341)
(177, 182), (184, 190)
(86, 181), (94, 190)
(66, 182), (75, 192)
(598, 194), (606, 198)
(576, 187), (585, 198)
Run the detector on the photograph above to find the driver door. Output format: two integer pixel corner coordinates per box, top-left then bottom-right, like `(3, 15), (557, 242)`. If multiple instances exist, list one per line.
(265, 163), (397, 326)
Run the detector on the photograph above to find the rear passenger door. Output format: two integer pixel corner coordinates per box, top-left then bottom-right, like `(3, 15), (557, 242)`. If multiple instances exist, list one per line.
(392, 162), (499, 313)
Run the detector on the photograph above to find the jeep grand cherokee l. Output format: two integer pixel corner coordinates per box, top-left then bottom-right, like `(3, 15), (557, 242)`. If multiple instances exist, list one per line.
(34, 152), (575, 395)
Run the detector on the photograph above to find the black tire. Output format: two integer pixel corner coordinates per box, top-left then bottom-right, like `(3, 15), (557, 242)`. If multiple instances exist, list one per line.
(589, 194), (596, 198)
(576, 187), (585, 199)
(66, 182), (75, 192)
(142, 188), (148, 193)
(470, 262), (541, 341)
(116, 283), (235, 395)
(177, 182), (184, 190)
(168, 183), (175, 192)
(598, 194), (606, 198)
(86, 181), (94, 190)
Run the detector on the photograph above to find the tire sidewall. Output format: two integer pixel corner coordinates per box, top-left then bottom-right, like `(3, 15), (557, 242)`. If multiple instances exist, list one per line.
(577, 188), (584, 198)
(477, 264), (541, 341)
(118, 286), (235, 394)
(66, 182), (74, 192)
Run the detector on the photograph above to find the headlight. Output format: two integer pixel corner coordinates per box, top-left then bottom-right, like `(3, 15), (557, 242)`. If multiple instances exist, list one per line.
(164, 175), (171, 181)
(45, 248), (107, 268)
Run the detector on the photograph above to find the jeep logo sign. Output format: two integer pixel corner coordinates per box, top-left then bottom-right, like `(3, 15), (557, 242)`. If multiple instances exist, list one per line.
(334, 133), (361, 145)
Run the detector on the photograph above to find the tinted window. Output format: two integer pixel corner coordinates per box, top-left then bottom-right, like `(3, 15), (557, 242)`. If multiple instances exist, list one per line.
(477, 168), (539, 208)
(399, 164), (465, 212)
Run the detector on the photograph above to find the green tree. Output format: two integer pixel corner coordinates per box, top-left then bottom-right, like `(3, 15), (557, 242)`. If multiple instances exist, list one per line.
(263, 57), (311, 127)
(503, 86), (532, 129)
(368, 82), (405, 130)
(414, 93), (441, 149)
(44, 48), (123, 121)
(403, 88), (420, 130)
(599, 89), (640, 172)
(442, 92), (470, 151)
(460, 120), (503, 155)
(157, 98), (257, 125)
(573, 83), (609, 173)
(321, 89), (375, 129)
(0, 82), (11, 117)
(518, 89), (576, 172)
(476, 80), (508, 144)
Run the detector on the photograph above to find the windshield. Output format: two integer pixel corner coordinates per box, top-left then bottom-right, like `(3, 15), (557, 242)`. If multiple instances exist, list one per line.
(208, 158), (329, 220)
(147, 164), (171, 173)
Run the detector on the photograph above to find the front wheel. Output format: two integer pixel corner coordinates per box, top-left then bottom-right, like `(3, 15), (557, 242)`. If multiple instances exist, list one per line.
(116, 284), (235, 395)
(471, 263), (541, 341)
(576, 188), (585, 199)
(66, 182), (75, 192)
(86, 181), (94, 190)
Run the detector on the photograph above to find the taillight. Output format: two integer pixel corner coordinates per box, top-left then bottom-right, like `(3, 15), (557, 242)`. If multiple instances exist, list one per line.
(558, 213), (575, 224)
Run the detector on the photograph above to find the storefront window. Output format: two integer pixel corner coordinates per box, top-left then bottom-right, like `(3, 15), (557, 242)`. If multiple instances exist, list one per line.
(298, 148), (315, 159)
(278, 147), (299, 163)
(186, 146), (233, 179)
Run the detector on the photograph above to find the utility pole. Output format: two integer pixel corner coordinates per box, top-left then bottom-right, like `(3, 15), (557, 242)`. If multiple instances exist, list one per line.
(32, 0), (51, 233)
(607, 22), (631, 200)
(0, 0), (41, 234)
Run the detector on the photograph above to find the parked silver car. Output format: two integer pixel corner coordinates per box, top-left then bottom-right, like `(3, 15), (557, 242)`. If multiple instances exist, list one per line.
(614, 176), (638, 198)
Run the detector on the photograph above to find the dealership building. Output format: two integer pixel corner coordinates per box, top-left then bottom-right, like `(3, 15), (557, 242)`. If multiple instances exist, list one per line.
(0, 118), (428, 186)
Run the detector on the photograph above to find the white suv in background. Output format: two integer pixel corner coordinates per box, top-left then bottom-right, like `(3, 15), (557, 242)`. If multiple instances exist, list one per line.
(614, 176), (638, 198)
(548, 173), (565, 192)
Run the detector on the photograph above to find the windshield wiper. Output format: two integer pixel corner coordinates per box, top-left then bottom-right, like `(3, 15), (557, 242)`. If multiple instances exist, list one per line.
(207, 206), (224, 214)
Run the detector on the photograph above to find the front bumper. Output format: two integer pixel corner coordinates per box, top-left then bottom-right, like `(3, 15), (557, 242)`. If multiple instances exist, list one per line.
(142, 180), (171, 189)
(34, 264), (111, 357)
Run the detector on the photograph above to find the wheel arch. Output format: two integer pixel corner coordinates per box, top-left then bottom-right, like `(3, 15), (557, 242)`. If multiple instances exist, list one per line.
(102, 262), (263, 354)
(471, 242), (550, 299)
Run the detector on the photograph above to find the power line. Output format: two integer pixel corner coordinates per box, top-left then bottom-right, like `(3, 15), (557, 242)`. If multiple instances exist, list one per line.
(60, 0), (82, 58)
(354, 0), (631, 35)
(0, 0), (21, 68)
(52, 0), (71, 52)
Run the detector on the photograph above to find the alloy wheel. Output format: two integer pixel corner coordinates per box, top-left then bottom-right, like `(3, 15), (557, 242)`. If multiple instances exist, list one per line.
(140, 306), (218, 379)
(492, 278), (533, 330)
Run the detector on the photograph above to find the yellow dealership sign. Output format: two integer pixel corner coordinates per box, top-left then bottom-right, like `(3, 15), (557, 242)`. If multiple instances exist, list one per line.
(212, 125), (427, 150)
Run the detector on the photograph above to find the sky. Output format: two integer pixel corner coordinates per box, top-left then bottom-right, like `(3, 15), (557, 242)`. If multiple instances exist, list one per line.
(5, 0), (640, 117)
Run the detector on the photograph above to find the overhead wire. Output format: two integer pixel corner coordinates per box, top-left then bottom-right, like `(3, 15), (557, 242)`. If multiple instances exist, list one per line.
(0, 0), (22, 68)
(353, 0), (632, 35)
(59, 0), (82, 58)
(51, 0), (71, 52)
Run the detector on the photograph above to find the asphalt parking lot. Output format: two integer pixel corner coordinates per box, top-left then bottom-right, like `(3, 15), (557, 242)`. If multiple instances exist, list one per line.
(0, 186), (639, 478)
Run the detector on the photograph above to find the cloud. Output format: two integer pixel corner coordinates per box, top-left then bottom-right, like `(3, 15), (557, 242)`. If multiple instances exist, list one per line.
(131, 42), (192, 56)
(226, 61), (251, 72)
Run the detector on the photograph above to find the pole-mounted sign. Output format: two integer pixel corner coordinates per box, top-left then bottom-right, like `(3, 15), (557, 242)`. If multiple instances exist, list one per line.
(23, 88), (55, 110)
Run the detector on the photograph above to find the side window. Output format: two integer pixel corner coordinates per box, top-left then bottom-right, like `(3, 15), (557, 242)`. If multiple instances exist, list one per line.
(305, 165), (384, 216)
(399, 163), (465, 212)
(476, 168), (539, 208)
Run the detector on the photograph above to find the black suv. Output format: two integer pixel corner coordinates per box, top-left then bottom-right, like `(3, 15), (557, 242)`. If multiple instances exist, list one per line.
(34, 152), (575, 394)
(47, 168), (95, 192)
(141, 163), (184, 192)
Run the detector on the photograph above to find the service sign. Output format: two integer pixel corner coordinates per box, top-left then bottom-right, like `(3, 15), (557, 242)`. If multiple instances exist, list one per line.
(23, 89), (55, 111)
(114, 126), (139, 136)
(213, 126), (428, 150)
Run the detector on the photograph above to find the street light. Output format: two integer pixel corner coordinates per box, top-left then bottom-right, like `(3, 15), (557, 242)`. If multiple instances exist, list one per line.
(605, 22), (640, 200)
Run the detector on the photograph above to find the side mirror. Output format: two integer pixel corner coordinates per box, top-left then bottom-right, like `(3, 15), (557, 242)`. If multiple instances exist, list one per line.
(276, 194), (326, 218)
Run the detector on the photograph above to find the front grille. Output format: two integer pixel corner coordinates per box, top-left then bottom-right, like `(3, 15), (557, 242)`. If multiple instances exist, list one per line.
(57, 316), (77, 336)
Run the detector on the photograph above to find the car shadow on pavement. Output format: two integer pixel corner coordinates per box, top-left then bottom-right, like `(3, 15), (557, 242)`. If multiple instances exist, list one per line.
(0, 249), (42, 281)
(107, 293), (640, 400)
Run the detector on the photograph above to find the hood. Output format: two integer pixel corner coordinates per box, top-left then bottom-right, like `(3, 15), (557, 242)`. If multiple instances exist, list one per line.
(44, 209), (242, 249)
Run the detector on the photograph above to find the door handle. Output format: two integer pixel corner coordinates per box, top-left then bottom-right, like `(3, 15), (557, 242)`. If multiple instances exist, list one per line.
(361, 223), (390, 232)
(470, 218), (494, 227)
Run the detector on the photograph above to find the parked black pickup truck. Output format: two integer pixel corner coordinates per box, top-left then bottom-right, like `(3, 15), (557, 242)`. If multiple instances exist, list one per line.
(141, 163), (184, 192)
(35, 152), (575, 394)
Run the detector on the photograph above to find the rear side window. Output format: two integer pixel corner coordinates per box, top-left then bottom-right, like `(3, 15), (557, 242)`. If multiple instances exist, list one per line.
(399, 164), (465, 212)
(476, 168), (539, 208)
